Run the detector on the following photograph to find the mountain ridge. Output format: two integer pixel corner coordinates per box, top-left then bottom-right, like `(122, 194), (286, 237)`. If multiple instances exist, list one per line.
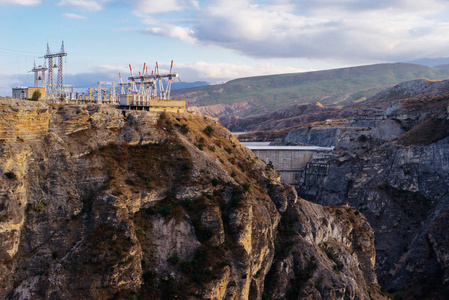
(172, 63), (449, 122)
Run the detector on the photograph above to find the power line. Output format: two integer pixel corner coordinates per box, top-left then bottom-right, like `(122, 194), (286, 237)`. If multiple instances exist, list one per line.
(0, 51), (39, 58)
(0, 47), (42, 55)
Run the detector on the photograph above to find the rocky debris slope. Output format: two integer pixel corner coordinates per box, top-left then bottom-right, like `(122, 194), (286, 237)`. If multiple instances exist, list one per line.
(0, 98), (384, 299)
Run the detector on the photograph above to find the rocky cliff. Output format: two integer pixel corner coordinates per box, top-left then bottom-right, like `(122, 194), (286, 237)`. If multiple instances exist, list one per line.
(0, 98), (384, 299)
(299, 129), (449, 298)
(279, 80), (449, 299)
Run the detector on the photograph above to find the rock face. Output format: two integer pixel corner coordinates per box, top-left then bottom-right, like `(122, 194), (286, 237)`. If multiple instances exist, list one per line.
(299, 134), (449, 298)
(283, 118), (405, 148)
(0, 98), (383, 299)
(284, 81), (449, 299)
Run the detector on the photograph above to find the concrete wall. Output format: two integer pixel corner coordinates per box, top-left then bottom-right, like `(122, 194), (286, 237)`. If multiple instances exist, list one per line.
(119, 94), (186, 113)
(251, 149), (315, 185)
(27, 88), (45, 101)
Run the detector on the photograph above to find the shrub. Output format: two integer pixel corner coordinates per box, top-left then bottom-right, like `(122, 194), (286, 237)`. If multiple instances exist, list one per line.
(231, 188), (244, 208)
(242, 183), (250, 192)
(146, 207), (156, 215)
(180, 124), (189, 134)
(358, 134), (368, 142)
(211, 178), (220, 186)
(195, 224), (215, 243)
(160, 204), (173, 217)
(31, 90), (41, 101)
(5, 171), (17, 180)
(203, 126), (214, 137)
(183, 197), (193, 210)
(180, 259), (193, 273)
(168, 251), (180, 265)
(35, 201), (47, 212)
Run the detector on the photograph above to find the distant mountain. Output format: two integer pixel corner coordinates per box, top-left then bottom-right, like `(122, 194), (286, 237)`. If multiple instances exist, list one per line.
(171, 63), (449, 121)
(403, 57), (449, 68)
(231, 78), (449, 133)
(171, 81), (208, 90)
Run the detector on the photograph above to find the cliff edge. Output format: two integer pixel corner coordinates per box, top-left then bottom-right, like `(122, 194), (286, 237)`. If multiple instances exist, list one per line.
(0, 98), (384, 299)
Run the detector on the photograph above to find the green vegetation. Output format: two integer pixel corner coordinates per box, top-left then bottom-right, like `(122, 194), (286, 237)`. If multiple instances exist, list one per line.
(31, 90), (41, 101)
(173, 63), (449, 115)
(358, 134), (369, 142)
(203, 125), (214, 137)
(321, 245), (344, 273)
(4, 171), (17, 180)
(35, 201), (47, 212)
(168, 251), (180, 265)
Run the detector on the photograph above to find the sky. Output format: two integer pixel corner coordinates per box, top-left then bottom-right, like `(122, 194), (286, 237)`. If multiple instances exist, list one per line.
(2, 0), (449, 96)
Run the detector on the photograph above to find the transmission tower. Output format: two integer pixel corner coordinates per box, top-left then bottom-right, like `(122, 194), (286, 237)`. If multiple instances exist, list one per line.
(44, 41), (67, 101)
(31, 60), (47, 88)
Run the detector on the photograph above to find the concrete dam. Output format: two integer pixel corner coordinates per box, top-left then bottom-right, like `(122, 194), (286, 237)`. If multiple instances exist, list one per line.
(242, 142), (334, 188)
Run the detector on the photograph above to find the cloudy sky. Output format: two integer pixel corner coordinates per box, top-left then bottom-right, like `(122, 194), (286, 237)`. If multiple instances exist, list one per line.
(1, 0), (449, 95)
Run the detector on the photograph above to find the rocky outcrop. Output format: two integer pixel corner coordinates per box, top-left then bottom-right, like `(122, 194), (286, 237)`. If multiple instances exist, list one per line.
(264, 194), (384, 300)
(0, 98), (383, 299)
(284, 119), (405, 148)
(298, 109), (449, 298)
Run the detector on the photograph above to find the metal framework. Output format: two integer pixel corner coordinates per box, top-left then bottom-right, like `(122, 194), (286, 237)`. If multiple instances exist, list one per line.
(44, 42), (67, 101)
(122, 61), (179, 100)
(96, 81), (117, 104)
(31, 61), (47, 88)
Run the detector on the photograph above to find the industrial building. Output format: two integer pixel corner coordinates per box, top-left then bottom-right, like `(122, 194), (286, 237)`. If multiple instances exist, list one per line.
(12, 87), (46, 101)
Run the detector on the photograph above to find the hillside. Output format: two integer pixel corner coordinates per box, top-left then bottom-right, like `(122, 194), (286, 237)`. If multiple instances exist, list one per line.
(172, 63), (449, 121)
(0, 99), (385, 299)
(231, 78), (449, 133)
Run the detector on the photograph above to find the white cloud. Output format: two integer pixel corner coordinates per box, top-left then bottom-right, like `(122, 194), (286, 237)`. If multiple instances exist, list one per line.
(0, 0), (40, 5)
(132, 0), (449, 64)
(142, 25), (196, 44)
(58, 0), (108, 11)
(131, 0), (198, 14)
(0, 74), (32, 97)
(63, 12), (87, 19)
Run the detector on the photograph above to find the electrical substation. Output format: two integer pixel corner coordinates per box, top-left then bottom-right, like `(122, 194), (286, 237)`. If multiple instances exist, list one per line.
(12, 42), (187, 113)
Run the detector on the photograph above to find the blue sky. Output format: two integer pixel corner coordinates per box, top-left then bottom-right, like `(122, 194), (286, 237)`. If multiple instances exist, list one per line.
(2, 0), (449, 95)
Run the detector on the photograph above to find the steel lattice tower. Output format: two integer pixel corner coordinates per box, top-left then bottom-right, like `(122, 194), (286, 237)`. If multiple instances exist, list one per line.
(31, 61), (47, 88)
(44, 41), (67, 101)
(57, 42), (66, 93)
